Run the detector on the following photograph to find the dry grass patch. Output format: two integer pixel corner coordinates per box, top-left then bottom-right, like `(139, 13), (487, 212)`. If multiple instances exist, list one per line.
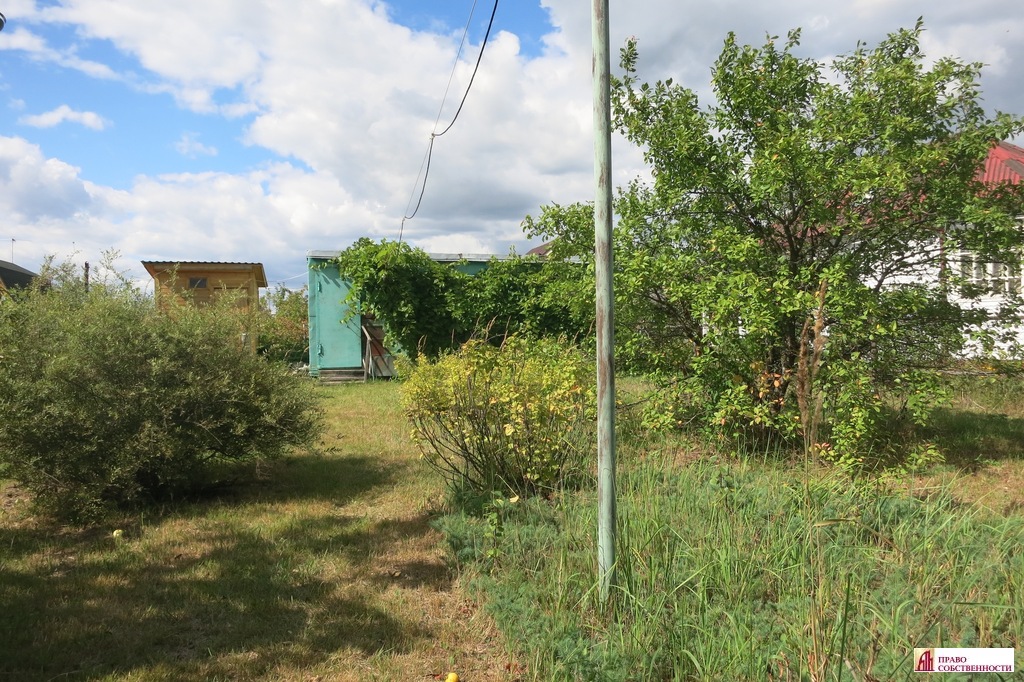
(0, 381), (517, 682)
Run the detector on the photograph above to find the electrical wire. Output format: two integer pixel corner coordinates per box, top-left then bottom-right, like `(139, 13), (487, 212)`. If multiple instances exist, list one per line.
(400, 0), (500, 237)
(399, 136), (435, 239)
(400, 1), (479, 228)
(432, 0), (480, 135)
(434, 0), (499, 139)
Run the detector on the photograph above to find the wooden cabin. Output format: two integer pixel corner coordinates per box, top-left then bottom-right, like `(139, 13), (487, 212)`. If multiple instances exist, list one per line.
(142, 261), (268, 351)
(142, 261), (267, 312)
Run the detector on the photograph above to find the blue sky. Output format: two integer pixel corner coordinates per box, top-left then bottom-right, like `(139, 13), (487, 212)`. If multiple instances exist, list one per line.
(1, 1), (555, 190)
(1, 1), (1023, 285)
(387, 0), (552, 57)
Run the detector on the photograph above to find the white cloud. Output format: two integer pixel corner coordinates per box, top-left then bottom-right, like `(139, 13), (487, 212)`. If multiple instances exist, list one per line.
(0, 137), (389, 282)
(48, 2), (263, 85)
(174, 133), (218, 158)
(414, 233), (495, 255)
(95, 164), (397, 282)
(0, 27), (120, 80)
(19, 104), (108, 130)
(0, 136), (94, 221)
(920, 19), (1024, 77)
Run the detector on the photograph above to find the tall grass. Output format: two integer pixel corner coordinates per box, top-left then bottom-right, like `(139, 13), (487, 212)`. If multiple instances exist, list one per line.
(440, 451), (1023, 681)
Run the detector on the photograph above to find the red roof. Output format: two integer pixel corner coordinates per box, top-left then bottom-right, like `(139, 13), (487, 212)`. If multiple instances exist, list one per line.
(526, 242), (553, 257)
(980, 141), (1024, 185)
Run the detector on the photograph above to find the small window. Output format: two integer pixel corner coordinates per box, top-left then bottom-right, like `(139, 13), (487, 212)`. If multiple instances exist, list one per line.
(959, 252), (1021, 296)
(189, 277), (208, 289)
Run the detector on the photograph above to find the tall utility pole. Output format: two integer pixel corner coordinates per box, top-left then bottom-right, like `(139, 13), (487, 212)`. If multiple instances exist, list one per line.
(591, 0), (616, 604)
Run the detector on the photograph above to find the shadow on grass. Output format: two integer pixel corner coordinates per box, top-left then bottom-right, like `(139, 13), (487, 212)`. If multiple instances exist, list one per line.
(246, 450), (410, 504)
(0, 453), (396, 561)
(366, 514), (454, 591)
(923, 407), (1024, 470)
(0, 452), (443, 681)
(0, 525), (421, 680)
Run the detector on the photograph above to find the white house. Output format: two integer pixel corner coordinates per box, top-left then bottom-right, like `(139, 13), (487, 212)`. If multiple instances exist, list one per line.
(950, 141), (1024, 355)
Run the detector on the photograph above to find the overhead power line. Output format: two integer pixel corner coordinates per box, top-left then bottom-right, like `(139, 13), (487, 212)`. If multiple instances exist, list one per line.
(432, 0), (499, 139)
(400, 0), (500, 238)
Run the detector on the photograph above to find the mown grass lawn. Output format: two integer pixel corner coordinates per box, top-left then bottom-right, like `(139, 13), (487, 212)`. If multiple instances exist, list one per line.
(0, 382), (516, 682)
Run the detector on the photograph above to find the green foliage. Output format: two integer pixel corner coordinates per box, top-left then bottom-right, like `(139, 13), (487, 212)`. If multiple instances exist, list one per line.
(401, 336), (595, 498)
(0, 257), (322, 521)
(466, 255), (593, 343)
(332, 238), (590, 358)
(333, 239), (466, 357)
(257, 284), (309, 363)
(528, 22), (1024, 467)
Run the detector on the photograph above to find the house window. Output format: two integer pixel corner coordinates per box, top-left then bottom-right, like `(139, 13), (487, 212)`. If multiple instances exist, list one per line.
(189, 277), (208, 289)
(959, 252), (1021, 295)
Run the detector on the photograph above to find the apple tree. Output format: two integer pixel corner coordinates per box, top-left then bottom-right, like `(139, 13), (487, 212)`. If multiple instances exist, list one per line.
(527, 22), (1024, 466)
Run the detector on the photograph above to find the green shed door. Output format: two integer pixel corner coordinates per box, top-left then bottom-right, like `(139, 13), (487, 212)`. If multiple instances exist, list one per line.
(307, 261), (362, 373)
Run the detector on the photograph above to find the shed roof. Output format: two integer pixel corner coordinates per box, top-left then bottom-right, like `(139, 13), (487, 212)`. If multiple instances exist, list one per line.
(526, 242), (553, 257)
(306, 250), (508, 263)
(142, 261), (268, 287)
(0, 260), (38, 289)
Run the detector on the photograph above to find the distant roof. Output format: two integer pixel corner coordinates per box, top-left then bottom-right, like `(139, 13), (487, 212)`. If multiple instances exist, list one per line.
(307, 250), (508, 262)
(141, 261), (268, 287)
(980, 141), (1024, 185)
(526, 242), (553, 257)
(427, 252), (509, 263)
(0, 260), (38, 289)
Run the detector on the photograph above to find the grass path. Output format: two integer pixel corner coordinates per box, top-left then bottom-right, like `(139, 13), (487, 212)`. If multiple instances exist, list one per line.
(0, 382), (516, 681)
(308, 383), (518, 682)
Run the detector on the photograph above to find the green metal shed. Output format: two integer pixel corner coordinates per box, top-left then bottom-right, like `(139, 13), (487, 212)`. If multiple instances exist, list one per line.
(307, 251), (363, 380)
(306, 250), (504, 381)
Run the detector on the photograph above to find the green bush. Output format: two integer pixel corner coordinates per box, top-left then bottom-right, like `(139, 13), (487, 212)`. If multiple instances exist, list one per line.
(402, 336), (595, 498)
(256, 284), (309, 364)
(332, 238), (592, 359)
(0, 262), (322, 521)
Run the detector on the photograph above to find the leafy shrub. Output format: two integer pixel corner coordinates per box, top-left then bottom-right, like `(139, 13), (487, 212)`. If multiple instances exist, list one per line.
(256, 284), (309, 364)
(332, 238), (591, 359)
(402, 336), (595, 498)
(0, 262), (322, 521)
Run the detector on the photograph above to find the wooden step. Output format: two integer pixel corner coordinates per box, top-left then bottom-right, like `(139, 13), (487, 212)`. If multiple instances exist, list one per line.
(316, 368), (365, 383)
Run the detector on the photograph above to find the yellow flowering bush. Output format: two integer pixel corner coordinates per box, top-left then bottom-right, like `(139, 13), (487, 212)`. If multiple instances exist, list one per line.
(402, 336), (595, 497)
